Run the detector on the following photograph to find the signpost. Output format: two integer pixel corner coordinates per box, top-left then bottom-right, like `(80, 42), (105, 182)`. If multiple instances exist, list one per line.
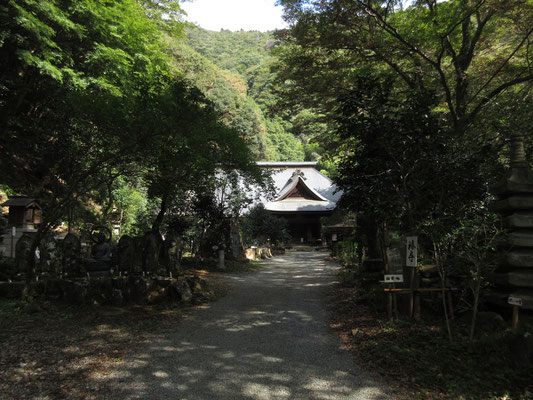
(406, 236), (418, 318)
(383, 236), (458, 319)
(406, 236), (418, 267)
(383, 246), (406, 320)
(384, 274), (404, 283)
(508, 296), (522, 329)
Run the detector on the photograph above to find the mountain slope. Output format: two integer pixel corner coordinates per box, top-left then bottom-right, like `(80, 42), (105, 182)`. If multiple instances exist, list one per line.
(175, 27), (305, 162)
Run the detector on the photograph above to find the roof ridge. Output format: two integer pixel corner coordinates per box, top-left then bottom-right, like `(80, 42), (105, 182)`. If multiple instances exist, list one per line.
(275, 175), (328, 202)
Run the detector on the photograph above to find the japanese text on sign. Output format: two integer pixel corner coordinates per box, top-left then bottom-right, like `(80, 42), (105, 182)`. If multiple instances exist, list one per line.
(384, 274), (404, 283)
(406, 236), (418, 267)
(508, 296), (523, 306)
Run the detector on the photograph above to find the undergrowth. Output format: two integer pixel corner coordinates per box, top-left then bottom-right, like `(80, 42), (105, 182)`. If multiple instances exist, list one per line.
(331, 269), (533, 400)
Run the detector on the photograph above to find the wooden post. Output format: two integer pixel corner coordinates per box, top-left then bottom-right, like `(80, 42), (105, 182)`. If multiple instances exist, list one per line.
(512, 305), (519, 329)
(406, 236), (418, 319)
(387, 289), (393, 320)
(409, 268), (415, 318)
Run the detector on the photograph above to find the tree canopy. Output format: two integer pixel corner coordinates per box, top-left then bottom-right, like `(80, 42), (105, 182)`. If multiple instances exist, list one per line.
(275, 0), (533, 136)
(0, 0), (263, 277)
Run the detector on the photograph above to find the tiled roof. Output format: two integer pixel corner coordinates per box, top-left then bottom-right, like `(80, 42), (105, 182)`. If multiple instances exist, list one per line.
(1, 197), (39, 208)
(258, 163), (342, 213)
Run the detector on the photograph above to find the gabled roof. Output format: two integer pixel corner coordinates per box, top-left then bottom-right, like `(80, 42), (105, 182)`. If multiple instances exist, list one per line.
(257, 162), (342, 213)
(1, 197), (40, 209)
(275, 175), (328, 202)
(257, 161), (319, 168)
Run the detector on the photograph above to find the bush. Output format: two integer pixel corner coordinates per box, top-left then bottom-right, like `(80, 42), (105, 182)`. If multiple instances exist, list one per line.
(332, 238), (359, 267)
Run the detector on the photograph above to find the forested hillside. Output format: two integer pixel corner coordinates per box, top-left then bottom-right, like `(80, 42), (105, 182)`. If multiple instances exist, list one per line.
(179, 26), (326, 163)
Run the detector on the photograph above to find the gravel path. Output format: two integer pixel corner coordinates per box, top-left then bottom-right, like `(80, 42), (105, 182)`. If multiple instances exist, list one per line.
(108, 251), (392, 399)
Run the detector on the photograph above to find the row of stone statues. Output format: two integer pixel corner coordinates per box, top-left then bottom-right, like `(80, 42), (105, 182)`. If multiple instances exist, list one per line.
(6, 228), (182, 280)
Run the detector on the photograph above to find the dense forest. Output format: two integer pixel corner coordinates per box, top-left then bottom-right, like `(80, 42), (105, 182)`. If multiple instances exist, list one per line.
(1, 0), (533, 398)
(2, 0), (533, 288)
(179, 25), (329, 165)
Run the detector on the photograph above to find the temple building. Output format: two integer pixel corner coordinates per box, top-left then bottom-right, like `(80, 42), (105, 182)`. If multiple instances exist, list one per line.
(257, 162), (342, 244)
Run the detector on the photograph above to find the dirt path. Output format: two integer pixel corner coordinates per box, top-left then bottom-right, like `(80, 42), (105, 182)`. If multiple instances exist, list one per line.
(107, 252), (392, 399)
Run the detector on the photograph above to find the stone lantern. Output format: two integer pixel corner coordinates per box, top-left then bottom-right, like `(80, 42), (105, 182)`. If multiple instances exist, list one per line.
(0, 196), (41, 258)
(1, 196), (42, 230)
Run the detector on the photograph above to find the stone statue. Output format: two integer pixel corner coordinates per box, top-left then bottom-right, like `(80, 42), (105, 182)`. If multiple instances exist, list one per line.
(15, 233), (33, 276)
(85, 226), (112, 276)
(142, 231), (159, 274)
(85, 232), (111, 273)
(62, 233), (81, 276)
(91, 232), (111, 260)
(117, 235), (136, 274)
(163, 230), (182, 275)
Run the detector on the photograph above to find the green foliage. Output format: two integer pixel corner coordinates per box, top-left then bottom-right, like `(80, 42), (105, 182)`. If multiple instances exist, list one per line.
(424, 211), (501, 314)
(241, 204), (291, 247)
(111, 178), (151, 236)
(0, 0), (264, 276)
(335, 75), (501, 234)
(265, 117), (305, 161)
(276, 0), (533, 137)
(182, 26), (321, 161)
(186, 27), (273, 75)
(166, 37), (269, 159)
(332, 238), (359, 268)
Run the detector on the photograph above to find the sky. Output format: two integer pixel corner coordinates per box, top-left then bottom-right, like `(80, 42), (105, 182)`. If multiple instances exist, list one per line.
(180, 0), (288, 32)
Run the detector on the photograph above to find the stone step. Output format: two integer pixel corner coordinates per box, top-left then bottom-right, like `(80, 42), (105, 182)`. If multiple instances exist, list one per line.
(491, 271), (533, 288)
(491, 196), (533, 212)
(492, 169), (533, 196)
(503, 212), (533, 229)
(503, 249), (533, 267)
(498, 230), (533, 247)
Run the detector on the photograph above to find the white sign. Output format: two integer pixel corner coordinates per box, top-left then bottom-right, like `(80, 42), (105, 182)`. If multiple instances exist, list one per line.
(508, 296), (523, 306)
(384, 274), (404, 283)
(406, 236), (418, 267)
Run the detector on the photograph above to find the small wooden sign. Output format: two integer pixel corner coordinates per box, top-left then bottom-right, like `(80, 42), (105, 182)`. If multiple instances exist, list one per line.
(508, 296), (523, 306)
(387, 247), (403, 275)
(406, 236), (418, 267)
(384, 274), (404, 283)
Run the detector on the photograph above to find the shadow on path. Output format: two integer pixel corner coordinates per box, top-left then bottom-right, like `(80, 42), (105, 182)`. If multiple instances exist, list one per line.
(107, 252), (391, 399)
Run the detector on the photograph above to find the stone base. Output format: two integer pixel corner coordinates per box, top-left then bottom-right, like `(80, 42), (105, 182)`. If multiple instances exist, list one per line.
(0, 274), (209, 306)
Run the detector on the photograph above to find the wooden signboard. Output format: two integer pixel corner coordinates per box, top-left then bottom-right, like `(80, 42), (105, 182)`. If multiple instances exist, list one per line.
(384, 274), (404, 283)
(406, 236), (418, 267)
(387, 247), (404, 275)
(508, 296), (523, 306)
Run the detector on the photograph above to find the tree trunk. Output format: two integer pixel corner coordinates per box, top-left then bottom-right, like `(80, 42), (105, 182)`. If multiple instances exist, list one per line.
(468, 263), (481, 347)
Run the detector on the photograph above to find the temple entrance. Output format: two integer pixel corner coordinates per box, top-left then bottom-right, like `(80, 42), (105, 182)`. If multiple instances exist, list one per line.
(276, 213), (322, 244)
(257, 161), (342, 247)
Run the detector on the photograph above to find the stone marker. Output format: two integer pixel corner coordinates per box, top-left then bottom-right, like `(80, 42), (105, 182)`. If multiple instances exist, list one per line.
(117, 235), (136, 274)
(15, 233), (33, 275)
(142, 231), (159, 274)
(62, 233), (81, 276)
